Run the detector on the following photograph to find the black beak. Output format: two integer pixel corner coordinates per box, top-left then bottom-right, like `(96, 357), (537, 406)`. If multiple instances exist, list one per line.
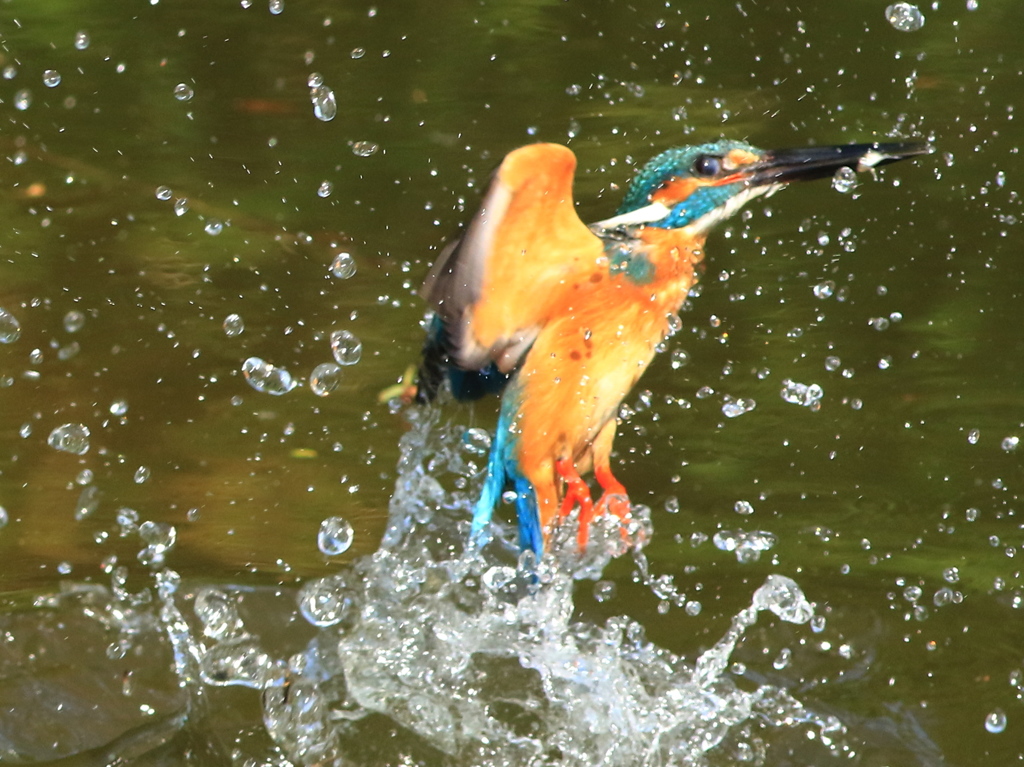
(746, 141), (932, 187)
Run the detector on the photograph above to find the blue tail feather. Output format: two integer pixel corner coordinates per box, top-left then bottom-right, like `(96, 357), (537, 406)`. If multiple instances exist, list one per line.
(469, 393), (543, 556)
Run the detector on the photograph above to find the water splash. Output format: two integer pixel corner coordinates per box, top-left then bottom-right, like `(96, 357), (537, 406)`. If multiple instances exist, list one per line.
(128, 405), (851, 766)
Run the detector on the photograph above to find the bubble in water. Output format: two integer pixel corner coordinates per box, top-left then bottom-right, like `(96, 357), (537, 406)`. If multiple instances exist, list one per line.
(330, 330), (362, 365)
(967, 428), (980, 444)
(173, 83), (194, 101)
(330, 251), (356, 279)
(223, 313), (244, 336)
(318, 516), (354, 556)
(317, 180), (333, 198)
(2, 66), (16, 80)
(63, 309), (85, 333)
(0, 507), (7, 528)
(351, 47), (366, 59)
(886, 3), (925, 32)
(42, 70), (61, 88)
(110, 399), (128, 416)
(242, 357), (296, 396)
(780, 379), (823, 408)
(14, 89), (31, 111)
(269, 0), (284, 14)
(48, 423), (91, 455)
(1001, 436), (1019, 452)
(307, 72), (323, 89)
(204, 219), (224, 236)
(309, 362), (343, 396)
(155, 185), (173, 201)
(831, 166), (858, 194)
(134, 466), (151, 484)
(984, 708), (1007, 734)
(311, 85), (336, 121)
(0, 307), (22, 343)
(74, 30), (90, 50)
(173, 198), (189, 216)
(351, 140), (378, 157)
(299, 575), (354, 627)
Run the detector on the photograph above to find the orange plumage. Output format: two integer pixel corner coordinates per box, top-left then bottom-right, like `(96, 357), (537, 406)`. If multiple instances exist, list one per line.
(418, 139), (929, 554)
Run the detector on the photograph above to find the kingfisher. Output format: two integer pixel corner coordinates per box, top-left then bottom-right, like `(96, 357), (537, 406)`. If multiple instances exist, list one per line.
(417, 139), (929, 556)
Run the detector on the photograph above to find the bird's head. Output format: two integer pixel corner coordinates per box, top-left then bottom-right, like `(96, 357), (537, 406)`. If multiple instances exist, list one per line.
(593, 139), (931, 235)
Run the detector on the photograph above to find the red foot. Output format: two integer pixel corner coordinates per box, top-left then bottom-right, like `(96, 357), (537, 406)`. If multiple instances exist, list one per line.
(595, 464), (633, 543)
(555, 458), (595, 548)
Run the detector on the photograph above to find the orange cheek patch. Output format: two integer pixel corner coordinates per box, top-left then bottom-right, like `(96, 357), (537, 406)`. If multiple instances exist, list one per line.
(651, 176), (699, 204)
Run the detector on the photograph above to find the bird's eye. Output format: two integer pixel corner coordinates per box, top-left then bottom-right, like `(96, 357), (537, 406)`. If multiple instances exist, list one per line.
(692, 155), (722, 176)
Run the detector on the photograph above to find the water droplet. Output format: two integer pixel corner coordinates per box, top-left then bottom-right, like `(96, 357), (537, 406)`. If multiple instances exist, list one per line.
(241, 357), (296, 396)
(42, 70), (61, 88)
(780, 379), (823, 408)
(967, 428), (980, 444)
(318, 516), (354, 556)
(330, 251), (356, 279)
(330, 330), (362, 365)
(310, 84), (336, 121)
(350, 47), (365, 59)
(461, 427), (492, 455)
(204, 219), (223, 236)
(298, 575), (353, 627)
(831, 166), (858, 193)
(173, 83), (194, 101)
(733, 500), (755, 516)
(813, 280), (835, 299)
(173, 198), (189, 216)
(772, 647), (792, 670)
(47, 423), (91, 455)
(268, 0), (284, 14)
(0, 307), (22, 343)
(721, 397), (756, 418)
(14, 89), (31, 111)
(134, 466), (151, 484)
(670, 349), (690, 369)
(984, 708), (1007, 734)
(74, 485), (101, 521)
(138, 520), (177, 567)
(316, 180), (333, 198)
(824, 355), (841, 371)
(351, 140), (378, 157)
(110, 399), (129, 416)
(309, 362), (343, 396)
(194, 587), (244, 640)
(593, 580), (616, 602)
(63, 310), (85, 333)
(223, 313), (244, 336)
(74, 31), (90, 50)
(155, 185), (173, 200)
(885, 3), (925, 32)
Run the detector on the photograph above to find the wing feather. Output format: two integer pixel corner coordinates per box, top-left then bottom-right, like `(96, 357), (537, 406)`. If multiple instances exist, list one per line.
(421, 143), (602, 375)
